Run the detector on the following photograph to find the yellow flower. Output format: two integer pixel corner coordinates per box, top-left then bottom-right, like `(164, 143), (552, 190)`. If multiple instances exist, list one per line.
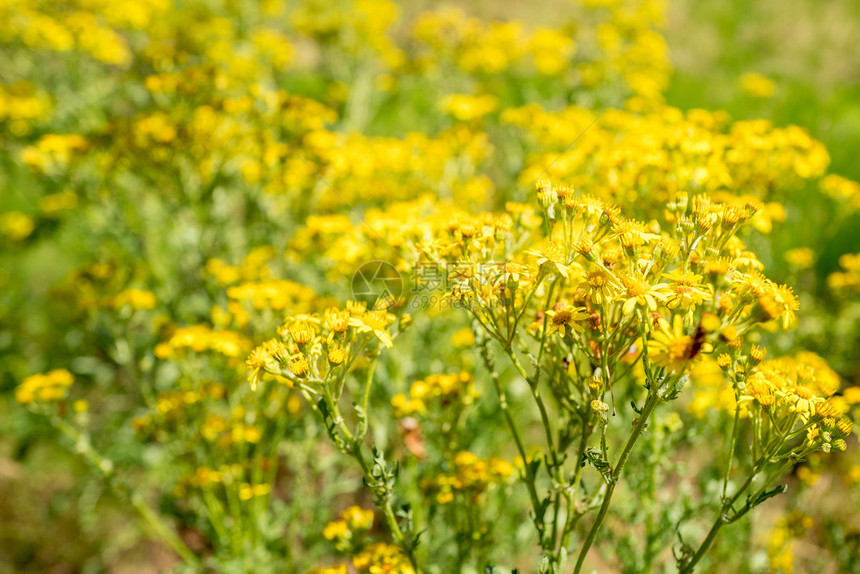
(239, 483), (271, 501)
(784, 247), (814, 269)
(327, 346), (347, 365)
(745, 373), (776, 407)
(288, 354), (310, 378)
(620, 275), (669, 315)
(352, 542), (414, 574)
(246, 340), (286, 391)
(528, 240), (569, 278)
(664, 270), (712, 311)
(324, 308), (351, 333)
(545, 305), (589, 337)
(322, 520), (349, 541)
(785, 385), (823, 421)
(450, 327), (475, 348)
(16, 369), (75, 405)
(288, 320), (316, 345)
(111, 288), (157, 310)
(341, 505), (374, 531)
(647, 315), (698, 374)
(0, 211), (35, 241)
(580, 270), (619, 306)
(439, 93), (498, 121)
(739, 72), (776, 98)
(350, 310), (394, 348)
(755, 283), (799, 328)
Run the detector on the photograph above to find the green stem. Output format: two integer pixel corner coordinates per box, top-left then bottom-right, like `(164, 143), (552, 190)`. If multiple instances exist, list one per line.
(722, 397), (741, 503)
(131, 493), (200, 565)
(479, 340), (549, 548)
(680, 466), (760, 573)
(559, 416), (591, 556)
(573, 390), (661, 574)
(508, 352), (557, 460)
(53, 418), (199, 564)
(681, 422), (801, 573)
(356, 354), (378, 440)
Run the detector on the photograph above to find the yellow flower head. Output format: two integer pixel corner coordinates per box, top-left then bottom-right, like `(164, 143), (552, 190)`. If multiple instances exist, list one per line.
(545, 304), (589, 337)
(647, 315), (699, 374)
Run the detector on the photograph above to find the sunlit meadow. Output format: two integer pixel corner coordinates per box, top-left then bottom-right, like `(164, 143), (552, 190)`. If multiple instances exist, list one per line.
(2, 1), (860, 572)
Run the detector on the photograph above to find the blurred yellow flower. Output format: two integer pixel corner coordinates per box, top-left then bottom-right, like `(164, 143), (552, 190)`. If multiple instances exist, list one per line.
(740, 72), (777, 98)
(0, 211), (35, 241)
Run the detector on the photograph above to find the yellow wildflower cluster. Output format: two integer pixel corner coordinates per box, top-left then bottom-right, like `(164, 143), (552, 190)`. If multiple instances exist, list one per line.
(439, 94), (499, 122)
(7, 0), (859, 570)
(148, 384), (226, 421)
(716, 350), (851, 454)
(504, 106), (829, 217)
(819, 173), (860, 211)
(205, 249), (328, 330)
(411, 9), (575, 76)
(246, 302), (399, 391)
(314, 514), (412, 574)
(298, 127), (492, 210)
(410, 0), (669, 103)
(0, 211), (36, 241)
(423, 451), (515, 505)
(155, 325), (251, 360)
(291, 0), (403, 69)
(38, 191), (78, 217)
(16, 369), (74, 405)
(391, 372), (479, 418)
(206, 247), (280, 287)
(739, 72), (777, 99)
(749, 356), (837, 407)
(135, 382), (283, 456)
(175, 464), (271, 502)
(352, 543), (414, 574)
(288, 195), (478, 280)
(322, 506), (375, 552)
(0, 0), (142, 66)
(108, 288), (157, 310)
(422, 181), (797, 348)
(827, 252), (860, 293)
(766, 511), (814, 573)
(226, 280), (319, 313)
(19, 134), (88, 175)
(0, 81), (51, 135)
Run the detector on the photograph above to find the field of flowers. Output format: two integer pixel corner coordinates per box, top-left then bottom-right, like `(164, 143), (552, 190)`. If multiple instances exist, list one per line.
(2, 0), (860, 572)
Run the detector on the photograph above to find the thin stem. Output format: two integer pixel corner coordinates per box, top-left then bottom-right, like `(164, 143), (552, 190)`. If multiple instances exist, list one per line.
(559, 415), (591, 555)
(321, 380), (355, 445)
(53, 418), (199, 564)
(681, 419), (802, 573)
(131, 493), (200, 565)
(479, 340), (549, 548)
(351, 443), (406, 542)
(356, 353), (378, 439)
(722, 398), (741, 502)
(680, 466), (759, 573)
(573, 390), (661, 574)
